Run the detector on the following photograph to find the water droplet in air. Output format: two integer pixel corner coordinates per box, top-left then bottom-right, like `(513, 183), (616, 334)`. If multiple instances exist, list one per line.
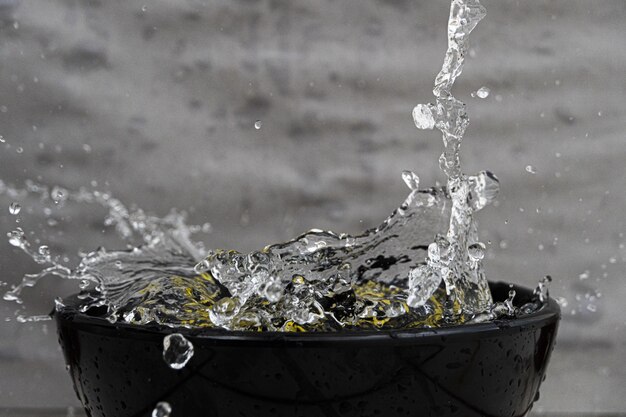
(254, 120), (262, 130)
(473, 86), (490, 99)
(401, 170), (420, 191)
(412, 103), (436, 130)
(554, 296), (568, 308)
(38, 245), (50, 256)
(468, 242), (486, 261)
(51, 186), (68, 203)
(7, 228), (25, 247)
(535, 275), (552, 303)
(525, 165), (536, 174)
(9, 202), (21, 215)
(152, 402), (171, 417)
(163, 333), (194, 370)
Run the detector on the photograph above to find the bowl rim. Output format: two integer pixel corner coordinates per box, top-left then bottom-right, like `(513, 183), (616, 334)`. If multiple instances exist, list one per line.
(55, 281), (560, 346)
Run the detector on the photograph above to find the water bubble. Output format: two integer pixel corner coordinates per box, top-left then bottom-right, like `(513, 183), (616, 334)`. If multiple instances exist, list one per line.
(141, 5), (148, 12)
(254, 120), (262, 130)
(8, 202), (21, 215)
(16, 147), (23, 154)
(525, 165), (536, 174)
(152, 402), (171, 417)
(0, 135), (5, 143)
(472, 86), (490, 99)
(412, 103), (436, 130)
(163, 333), (194, 370)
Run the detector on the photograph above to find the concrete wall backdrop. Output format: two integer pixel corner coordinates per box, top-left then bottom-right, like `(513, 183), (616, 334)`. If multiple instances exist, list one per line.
(0, 0), (624, 412)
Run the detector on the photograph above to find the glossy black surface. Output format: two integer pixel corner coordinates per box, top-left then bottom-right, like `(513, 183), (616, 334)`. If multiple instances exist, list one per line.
(56, 282), (560, 417)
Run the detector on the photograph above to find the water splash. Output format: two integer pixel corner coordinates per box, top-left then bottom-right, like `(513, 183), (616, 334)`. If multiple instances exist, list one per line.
(1, 181), (206, 315)
(1, 177), (456, 330)
(1, 0), (551, 331)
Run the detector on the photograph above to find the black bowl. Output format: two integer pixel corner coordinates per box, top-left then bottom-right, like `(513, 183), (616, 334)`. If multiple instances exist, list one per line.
(56, 281), (559, 417)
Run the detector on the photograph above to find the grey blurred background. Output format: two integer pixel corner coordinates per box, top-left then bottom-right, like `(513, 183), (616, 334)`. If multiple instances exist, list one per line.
(0, 0), (624, 412)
